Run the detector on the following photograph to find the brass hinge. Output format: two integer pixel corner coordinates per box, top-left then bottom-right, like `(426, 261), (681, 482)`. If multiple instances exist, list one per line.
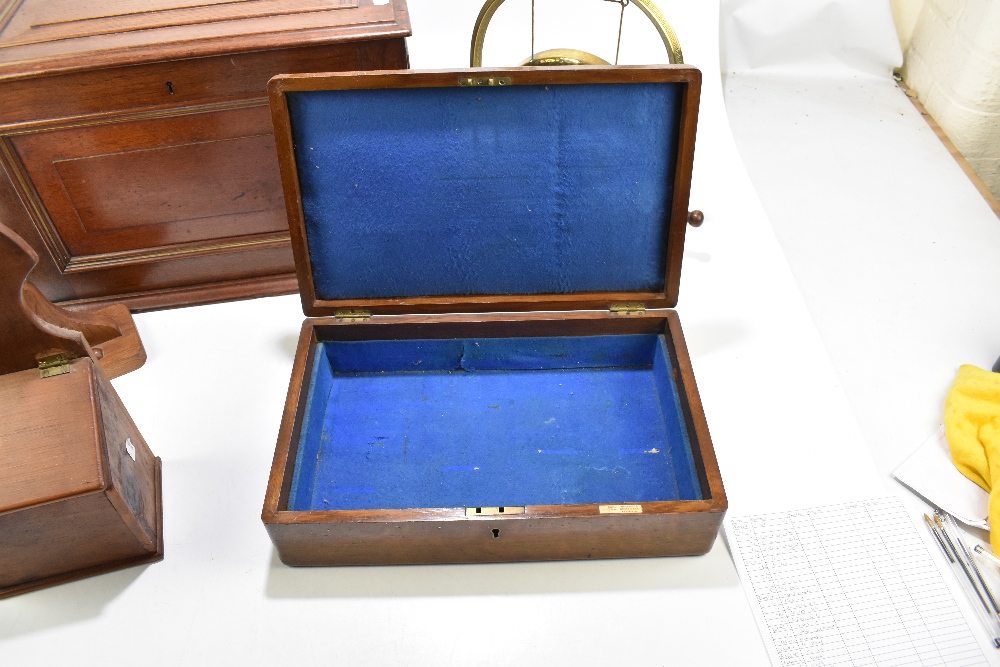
(459, 76), (512, 87)
(466, 506), (525, 517)
(334, 309), (371, 322)
(609, 302), (646, 315)
(38, 353), (71, 378)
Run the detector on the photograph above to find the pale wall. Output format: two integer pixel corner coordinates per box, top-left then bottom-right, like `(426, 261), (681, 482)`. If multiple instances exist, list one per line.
(894, 0), (1000, 202)
(890, 0), (922, 52)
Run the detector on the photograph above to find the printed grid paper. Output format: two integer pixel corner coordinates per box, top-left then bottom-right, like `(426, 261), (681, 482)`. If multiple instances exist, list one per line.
(727, 497), (988, 666)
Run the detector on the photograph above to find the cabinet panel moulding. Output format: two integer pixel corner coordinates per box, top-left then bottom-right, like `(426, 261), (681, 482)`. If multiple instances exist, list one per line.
(0, 136), (72, 268)
(0, 98), (267, 136)
(0, 1), (20, 35)
(1, 138), (292, 273)
(1, 98), (293, 272)
(61, 233), (292, 272)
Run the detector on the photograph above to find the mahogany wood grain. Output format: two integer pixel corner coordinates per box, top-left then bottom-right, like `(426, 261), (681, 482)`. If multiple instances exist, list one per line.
(0, 358), (163, 598)
(22, 282), (120, 344)
(268, 510), (725, 566)
(0, 41), (408, 129)
(62, 272), (301, 313)
(268, 66), (701, 317)
(0, 361), (103, 513)
(11, 105), (285, 259)
(262, 311), (727, 565)
(52, 242), (303, 312)
(94, 361), (160, 550)
(665, 310), (726, 503)
(23, 284), (147, 378)
(0, 150), (73, 300)
(83, 304), (147, 377)
(0, 491), (155, 592)
(0, 0), (410, 311)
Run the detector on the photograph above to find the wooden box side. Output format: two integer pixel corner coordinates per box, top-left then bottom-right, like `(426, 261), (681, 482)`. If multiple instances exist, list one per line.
(268, 66), (702, 317)
(262, 311), (726, 565)
(267, 509), (725, 566)
(663, 310), (727, 508)
(93, 362), (160, 551)
(263, 320), (319, 521)
(0, 462), (163, 599)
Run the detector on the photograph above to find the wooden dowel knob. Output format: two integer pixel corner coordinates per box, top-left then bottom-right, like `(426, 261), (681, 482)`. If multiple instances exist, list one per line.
(687, 210), (704, 227)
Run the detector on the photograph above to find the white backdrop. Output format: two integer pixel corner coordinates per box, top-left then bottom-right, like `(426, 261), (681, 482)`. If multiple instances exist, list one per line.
(720, 0), (901, 76)
(721, 0), (1000, 479)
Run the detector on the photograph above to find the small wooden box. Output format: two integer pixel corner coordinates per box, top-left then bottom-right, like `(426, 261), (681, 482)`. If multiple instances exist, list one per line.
(0, 357), (162, 598)
(0, 223), (161, 598)
(262, 66), (726, 565)
(0, 0), (410, 312)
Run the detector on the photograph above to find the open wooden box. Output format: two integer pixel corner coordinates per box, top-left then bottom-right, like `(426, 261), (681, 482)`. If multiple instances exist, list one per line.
(261, 66), (726, 565)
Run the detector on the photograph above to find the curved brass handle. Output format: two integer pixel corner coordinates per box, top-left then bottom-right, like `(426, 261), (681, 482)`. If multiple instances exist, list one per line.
(470, 0), (683, 67)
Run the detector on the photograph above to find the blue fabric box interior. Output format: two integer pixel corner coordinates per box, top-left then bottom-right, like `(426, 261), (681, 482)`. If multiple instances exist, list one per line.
(289, 333), (702, 511)
(282, 76), (702, 513)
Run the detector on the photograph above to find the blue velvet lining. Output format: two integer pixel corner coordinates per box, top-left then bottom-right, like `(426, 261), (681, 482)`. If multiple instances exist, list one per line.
(287, 83), (682, 300)
(288, 334), (700, 511)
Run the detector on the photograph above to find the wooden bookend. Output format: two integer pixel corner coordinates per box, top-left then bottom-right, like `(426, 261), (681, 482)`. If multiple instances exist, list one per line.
(0, 222), (145, 378)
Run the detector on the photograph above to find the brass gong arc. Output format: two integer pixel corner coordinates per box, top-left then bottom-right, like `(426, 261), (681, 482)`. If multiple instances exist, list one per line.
(470, 0), (683, 67)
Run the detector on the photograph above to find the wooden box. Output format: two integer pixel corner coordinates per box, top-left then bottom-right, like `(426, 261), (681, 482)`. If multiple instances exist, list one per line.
(261, 66), (726, 565)
(0, 359), (162, 598)
(0, 224), (161, 598)
(0, 0), (410, 312)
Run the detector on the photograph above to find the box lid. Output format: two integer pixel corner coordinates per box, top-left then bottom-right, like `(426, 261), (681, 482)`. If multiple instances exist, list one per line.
(0, 359), (105, 514)
(269, 66), (701, 317)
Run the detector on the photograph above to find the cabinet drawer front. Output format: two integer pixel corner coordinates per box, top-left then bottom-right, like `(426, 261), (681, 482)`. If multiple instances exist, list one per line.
(0, 40), (408, 127)
(8, 103), (287, 269)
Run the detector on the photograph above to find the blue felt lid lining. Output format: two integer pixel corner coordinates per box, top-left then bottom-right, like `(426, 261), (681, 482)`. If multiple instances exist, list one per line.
(287, 81), (683, 301)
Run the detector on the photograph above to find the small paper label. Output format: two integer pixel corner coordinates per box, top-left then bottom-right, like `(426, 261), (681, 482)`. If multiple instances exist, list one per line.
(125, 438), (136, 461)
(599, 504), (642, 514)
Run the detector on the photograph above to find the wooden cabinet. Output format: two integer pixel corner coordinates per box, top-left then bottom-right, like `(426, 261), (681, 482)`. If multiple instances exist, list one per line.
(0, 0), (410, 311)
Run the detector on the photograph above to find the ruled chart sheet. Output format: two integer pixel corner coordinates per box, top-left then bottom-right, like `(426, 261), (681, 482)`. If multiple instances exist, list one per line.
(726, 497), (989, 666)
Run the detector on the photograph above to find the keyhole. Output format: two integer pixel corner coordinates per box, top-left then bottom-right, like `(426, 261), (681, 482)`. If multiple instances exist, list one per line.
(491, 528), (500, 538)
(165, 81), (174, 94)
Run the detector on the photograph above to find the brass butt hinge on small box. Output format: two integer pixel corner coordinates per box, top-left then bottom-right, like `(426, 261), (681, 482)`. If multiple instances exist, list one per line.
(459, 76), (512, 87)
(466, 506), (525, 516)
(609, 303), (646, 315)
(334, 309), (371, 322)
(37, 352), (71, 378)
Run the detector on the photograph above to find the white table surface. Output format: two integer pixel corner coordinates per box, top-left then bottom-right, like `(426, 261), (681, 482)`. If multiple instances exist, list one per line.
(3, 1), (998, 665)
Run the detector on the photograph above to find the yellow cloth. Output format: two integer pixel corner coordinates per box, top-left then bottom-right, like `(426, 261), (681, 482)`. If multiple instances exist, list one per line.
(945, 364), (1000, 551)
